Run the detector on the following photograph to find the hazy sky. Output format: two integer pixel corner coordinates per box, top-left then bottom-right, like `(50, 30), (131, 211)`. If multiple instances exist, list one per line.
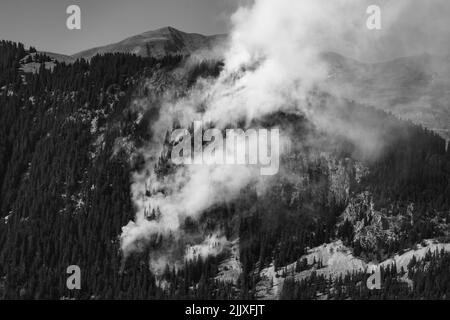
(0, 0), (239, 55)
(1, 0), (450, 61)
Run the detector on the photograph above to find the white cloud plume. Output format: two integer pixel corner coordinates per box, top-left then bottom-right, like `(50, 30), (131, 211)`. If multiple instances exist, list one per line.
(120, 0), (438, 272)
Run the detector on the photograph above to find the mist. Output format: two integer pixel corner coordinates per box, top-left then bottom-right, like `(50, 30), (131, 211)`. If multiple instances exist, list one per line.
(119, 0), (449, 273)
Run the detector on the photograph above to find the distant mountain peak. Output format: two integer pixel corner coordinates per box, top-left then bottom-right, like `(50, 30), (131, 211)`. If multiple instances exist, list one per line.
(156, 26), (179, 33)
(72, 27), (225, 60)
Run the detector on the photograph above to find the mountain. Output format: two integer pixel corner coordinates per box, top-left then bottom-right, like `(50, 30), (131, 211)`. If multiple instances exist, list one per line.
(1, 40), (450, 300)
(323, 52), (450, 142)
(72, 26), (226, 60)
(53, 35), (450, 144)
(41, 51), (75, 64)
(258, 240), (450, 299)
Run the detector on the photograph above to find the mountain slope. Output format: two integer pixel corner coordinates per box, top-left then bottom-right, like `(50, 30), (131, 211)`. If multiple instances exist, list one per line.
(323, 52), (450, 142)
(257, 239), (450, 299)
(72, 26), (226, 60)
(41, 51), (75, 64)
(1, 40), (450, 300)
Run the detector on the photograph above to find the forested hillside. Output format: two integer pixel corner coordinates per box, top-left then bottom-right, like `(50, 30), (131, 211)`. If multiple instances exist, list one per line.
(280, 248), (450, 300)
(0, 41), (184, 299)
(0, 40), (449, 299)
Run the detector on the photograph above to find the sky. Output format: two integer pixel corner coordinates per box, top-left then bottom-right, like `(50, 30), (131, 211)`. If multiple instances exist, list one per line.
(351, 0), (450, 62)
(0, 0), (450, 61)
(0, 0), (239, 55)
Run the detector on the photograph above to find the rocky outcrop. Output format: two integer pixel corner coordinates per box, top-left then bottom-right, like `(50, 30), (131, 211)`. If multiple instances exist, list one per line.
(339, 191), (407, 255)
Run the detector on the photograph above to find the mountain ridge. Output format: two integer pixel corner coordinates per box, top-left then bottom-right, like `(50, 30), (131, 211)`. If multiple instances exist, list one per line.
(71, 26), (226, 60)
(30, 31), (450, 143)
(323, 51), (450, 142)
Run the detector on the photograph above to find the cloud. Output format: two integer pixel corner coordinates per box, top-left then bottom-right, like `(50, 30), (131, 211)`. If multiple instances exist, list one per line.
(120, 0), (444, 272)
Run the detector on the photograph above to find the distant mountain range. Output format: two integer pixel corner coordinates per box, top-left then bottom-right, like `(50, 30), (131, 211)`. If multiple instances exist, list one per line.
(323, 52), (450, 142)
(42, 26), (225, 63)
(35, 27), (450, 142)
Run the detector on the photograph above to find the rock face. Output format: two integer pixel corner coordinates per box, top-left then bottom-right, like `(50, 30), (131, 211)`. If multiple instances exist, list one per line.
(275, 150), (362, 212)
(215, 239), (242, 285)
(339, 191), (407, 255)
(326, 157), (354, 205)
(72, 27), (226, 60)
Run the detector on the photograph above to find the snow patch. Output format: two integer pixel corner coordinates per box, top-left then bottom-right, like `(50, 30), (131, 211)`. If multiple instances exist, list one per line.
(215, 239), (242, 284)
(185, 234), (228, 261)
(256, 239), (450, 299)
